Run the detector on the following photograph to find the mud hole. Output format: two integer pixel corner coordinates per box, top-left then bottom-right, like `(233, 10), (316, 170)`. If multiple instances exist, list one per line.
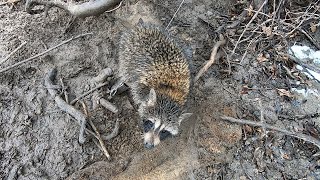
(1, 0), (320, 179)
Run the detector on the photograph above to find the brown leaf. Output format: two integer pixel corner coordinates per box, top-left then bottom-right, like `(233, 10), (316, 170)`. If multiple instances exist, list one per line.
(277, 89), (294, 98)
(257, 53), (268, 63)
(247, 5), (254, 17)
(310, 22), (317, 33)
(243, 124), (252, 133)
(262, 25), (272, 36)
(282, 153), (290, 160)
(241, 85), (249, 94)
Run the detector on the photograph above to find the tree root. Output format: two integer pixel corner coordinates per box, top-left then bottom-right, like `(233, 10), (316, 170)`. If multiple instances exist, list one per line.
(45, 68), (87, 143)
(44, 68), (120, 160)
(221, 116), (320, 150)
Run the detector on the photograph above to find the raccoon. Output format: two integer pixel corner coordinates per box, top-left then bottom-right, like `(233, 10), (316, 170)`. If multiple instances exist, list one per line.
(116, 20), (192, 149)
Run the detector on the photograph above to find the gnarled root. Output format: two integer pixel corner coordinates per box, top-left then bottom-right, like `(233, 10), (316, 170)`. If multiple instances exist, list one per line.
(25, 0), (122, 18)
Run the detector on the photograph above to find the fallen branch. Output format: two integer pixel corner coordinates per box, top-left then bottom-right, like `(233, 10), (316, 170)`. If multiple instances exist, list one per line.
(220, 116), (320, 149)
(194, 34), (226, 82)
(0, 33), (92, 74)
(25, 0), (122, 18)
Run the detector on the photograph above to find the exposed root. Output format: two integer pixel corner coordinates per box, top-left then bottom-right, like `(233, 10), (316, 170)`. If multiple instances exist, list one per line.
(44, 68), (87, 143)
(97, 97), (119, 114)
(194, 34), (226, 82)
(221, 116), (320, 150)
(25, 0), (123, 18)
(70, 68), (114, 105)
(92, 68), (113, 83)
(45, 68), (120, 160)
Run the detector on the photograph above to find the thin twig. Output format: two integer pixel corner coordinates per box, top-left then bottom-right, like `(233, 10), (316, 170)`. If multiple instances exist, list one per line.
(60, 78), (71, 122)
(0, 33), (92, 74)
(0, 0), (20, 6)
(221, 48), (231, 75)
(281, 21), (320, 50)
(259, 100), (266, 136)
(297, 28), (320, 50)
(194, 34), (226, 82)
(0, 42), (27, 65)
(70, 81), (109, 105)
(59, 78), (69, 103)
(231, 0), (268, 54)
(81, 101), (111, 160)
(226, 5), (249, 29)
(285, 1), (316, 36)
(220, 116), (320, 149)
(165, 0), (185, 30)
(105, 0), (122, 13)
(68, 116), (98, 139)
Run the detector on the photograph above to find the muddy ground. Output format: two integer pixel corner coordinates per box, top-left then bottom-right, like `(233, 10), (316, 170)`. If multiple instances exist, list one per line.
(1, 0), (320, 179)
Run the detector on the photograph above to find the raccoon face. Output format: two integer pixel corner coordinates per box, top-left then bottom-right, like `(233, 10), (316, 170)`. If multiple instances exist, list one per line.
(139, 88), (192, 149)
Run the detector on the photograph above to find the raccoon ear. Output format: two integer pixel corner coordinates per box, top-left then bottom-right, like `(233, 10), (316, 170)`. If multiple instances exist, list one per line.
(178, 113), (193, 125)
(147, 88), (157, 107)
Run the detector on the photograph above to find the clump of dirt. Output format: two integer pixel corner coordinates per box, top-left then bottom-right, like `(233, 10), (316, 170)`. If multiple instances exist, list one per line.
(1, 0), (320, 179)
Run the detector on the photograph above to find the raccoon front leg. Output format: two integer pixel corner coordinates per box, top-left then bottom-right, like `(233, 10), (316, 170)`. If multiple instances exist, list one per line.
(124, 86), (139, 111)
(109, 77), (126, 97)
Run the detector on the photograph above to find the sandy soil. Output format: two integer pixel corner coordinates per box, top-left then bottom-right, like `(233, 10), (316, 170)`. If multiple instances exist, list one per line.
(1, 0), (319, 179)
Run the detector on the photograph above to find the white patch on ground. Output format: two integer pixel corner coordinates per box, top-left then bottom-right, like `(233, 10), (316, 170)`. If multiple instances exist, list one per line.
(289, 45), (320, 82)
(292, 88), (319, 98)
(290, 45), (320, 64)
(296, 65), (320, 80)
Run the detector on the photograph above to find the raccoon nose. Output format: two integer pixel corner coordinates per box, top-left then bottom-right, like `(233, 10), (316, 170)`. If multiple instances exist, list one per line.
(144, 142), (154, 149)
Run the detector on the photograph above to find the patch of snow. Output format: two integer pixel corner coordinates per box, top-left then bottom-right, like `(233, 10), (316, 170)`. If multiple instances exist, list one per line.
(296, 65), (320, 81)
(290, 45), (320, 82)
(292, 88), (319, 98)
(290, 45), (320, 64)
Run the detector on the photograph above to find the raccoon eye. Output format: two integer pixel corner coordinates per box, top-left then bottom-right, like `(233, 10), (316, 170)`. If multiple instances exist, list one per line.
(159, 130), (172, 140)
(143, 120), (154, 132)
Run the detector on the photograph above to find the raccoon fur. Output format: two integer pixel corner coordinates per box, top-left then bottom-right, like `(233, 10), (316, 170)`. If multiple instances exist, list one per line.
(117, 21), (192, 149)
